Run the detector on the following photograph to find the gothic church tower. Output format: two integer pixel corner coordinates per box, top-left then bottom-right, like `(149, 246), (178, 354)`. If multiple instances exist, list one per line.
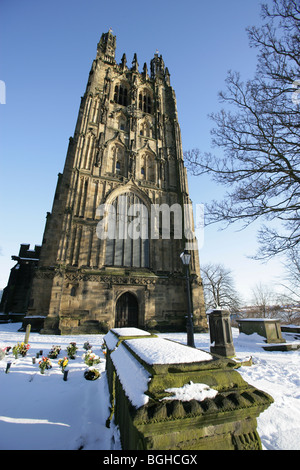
(27, 31), (207, 334)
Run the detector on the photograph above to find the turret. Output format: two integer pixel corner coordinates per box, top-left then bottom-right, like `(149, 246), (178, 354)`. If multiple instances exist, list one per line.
(150, 52), (165, 80)
(96, 28), (116, 63)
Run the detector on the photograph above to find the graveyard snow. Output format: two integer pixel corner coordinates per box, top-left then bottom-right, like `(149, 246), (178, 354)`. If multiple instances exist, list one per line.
(0, 323), (299, 450)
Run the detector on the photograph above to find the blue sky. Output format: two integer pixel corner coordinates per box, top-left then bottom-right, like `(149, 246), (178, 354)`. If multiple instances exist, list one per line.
(0, 0), (287, 303)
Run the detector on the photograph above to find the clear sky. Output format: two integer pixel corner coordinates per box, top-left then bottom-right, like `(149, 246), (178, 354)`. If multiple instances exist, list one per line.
(0, 0), (287, 303)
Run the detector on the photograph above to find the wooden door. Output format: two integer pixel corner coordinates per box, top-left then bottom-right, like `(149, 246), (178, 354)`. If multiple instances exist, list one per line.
(115, 292), (139, 328)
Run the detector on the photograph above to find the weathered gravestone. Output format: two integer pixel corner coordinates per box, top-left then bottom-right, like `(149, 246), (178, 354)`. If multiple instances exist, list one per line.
(104, 327), (273, 450)
(24, 324), (31, 345)
(207, 309), (235, 357)
(238, 318), (285, 344)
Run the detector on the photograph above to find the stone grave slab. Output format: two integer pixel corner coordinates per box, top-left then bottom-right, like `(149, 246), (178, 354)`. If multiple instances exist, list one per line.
(104, 328), (273, 450)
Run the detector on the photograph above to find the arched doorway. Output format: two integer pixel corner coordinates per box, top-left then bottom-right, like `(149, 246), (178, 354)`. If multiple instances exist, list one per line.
(115, 292), (139, 328)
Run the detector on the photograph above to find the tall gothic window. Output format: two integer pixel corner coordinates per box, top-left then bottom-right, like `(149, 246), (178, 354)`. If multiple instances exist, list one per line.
(140, 153), (156, 183)
(110, 145), (125, 175)
(114, 84), (128, 106)
(104, 192), (149, 268)
(138, 90), (152, 114)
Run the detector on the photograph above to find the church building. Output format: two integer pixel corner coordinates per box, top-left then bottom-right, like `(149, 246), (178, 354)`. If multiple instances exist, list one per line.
(25, 30), (207, 334)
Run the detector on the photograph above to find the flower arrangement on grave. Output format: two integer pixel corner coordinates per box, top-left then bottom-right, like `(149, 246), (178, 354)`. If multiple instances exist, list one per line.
(58, 357), (69, 372)
(12, 345), (18, 358)
(66, 342), (78, 359)
(12, 342), (30, 358)
(20, 342), (30, 357)
(83, 341), (92, 351)
(19, 343), (30, 357)
(38, 356), (52, 374)
(84, 367), (101, 381)
(48, 345), (61, 359)
(101, 343), (107, 356)
(12, 344), (19, 358)
(83, 350), (101, 366)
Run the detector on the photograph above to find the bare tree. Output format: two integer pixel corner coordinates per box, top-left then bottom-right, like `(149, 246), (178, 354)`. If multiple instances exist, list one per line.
(281, 247), (300, 300)
(250, 282), (279, 317)
(201, 263), (242, 313)
(274, 247), (300, 324)
(184, 0), (300, 260)
(275, 294), (300, 323)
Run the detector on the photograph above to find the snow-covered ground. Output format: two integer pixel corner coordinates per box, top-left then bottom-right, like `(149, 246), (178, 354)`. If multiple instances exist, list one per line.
(0, 322), (299, 450)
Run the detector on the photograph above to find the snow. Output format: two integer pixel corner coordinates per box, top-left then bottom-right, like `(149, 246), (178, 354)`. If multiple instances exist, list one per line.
(124, 337), (213, 364)
(103, 330), (119, 350)
(109, 338), (212, 408)
(110, 343), (151, 408)
(0, 323), (121, 451)
(110, 327), (151, 337)
(162, 382), (218, 402)
(103, 327), (151, 351)
(0, 323), (299, 450)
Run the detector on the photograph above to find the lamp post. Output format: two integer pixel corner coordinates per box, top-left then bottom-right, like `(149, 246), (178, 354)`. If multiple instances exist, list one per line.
(180, 250), (195, 348)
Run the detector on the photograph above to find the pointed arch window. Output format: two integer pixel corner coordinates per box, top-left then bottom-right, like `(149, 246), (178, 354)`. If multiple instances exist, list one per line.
(138, 90), (152, 114)
(140, 152), (156, 183)
(70, 286), (77, 297)
(114, 84), (128, 106)
(111, 145), (125, 176)
(104, 192), (150, 268)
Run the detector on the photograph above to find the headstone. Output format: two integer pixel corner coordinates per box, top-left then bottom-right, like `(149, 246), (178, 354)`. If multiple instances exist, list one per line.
(24, 324), (31, 344)
(208, 309), (236, 357)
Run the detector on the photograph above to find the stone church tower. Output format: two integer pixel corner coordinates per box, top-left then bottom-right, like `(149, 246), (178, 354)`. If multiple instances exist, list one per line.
(26, 30), (207, 334)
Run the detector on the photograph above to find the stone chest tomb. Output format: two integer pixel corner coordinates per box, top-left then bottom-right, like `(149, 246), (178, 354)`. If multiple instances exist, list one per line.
(238, 318), (285, 344)
(104, 327), (273, 450)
